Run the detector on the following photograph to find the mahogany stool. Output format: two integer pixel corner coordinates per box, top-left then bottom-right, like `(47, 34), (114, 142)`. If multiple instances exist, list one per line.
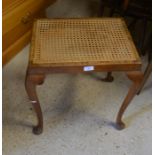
(25, 18), (143, 134)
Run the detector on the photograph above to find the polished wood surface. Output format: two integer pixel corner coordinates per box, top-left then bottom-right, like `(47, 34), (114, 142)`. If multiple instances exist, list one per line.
(3, 10), (45, 51)
(2, 0), (56, 66)
(116, 71), (143, 129)
(3, 30), (31, 65)
(25, 73), (45, 134)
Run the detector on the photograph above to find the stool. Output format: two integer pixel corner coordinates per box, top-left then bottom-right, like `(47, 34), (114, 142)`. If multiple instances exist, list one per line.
(25, 18), (143, 135)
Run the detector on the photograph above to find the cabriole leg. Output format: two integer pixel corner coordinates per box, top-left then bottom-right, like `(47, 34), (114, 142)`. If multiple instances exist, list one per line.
(116, 71), (143, 130)
(102, 72), (114, 82)
(25, 73), (45, 134)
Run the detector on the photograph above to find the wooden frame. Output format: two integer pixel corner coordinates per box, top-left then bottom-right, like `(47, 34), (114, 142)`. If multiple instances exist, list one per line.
(25, 18), (143, 134)
(25, 67), (143, 134)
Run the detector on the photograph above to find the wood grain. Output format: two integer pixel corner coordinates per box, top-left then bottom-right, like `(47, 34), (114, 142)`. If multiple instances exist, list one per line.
(2, 0), (56, 66)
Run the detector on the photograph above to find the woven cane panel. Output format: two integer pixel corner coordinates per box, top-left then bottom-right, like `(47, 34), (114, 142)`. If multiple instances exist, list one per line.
(30, 18), (141, 66)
